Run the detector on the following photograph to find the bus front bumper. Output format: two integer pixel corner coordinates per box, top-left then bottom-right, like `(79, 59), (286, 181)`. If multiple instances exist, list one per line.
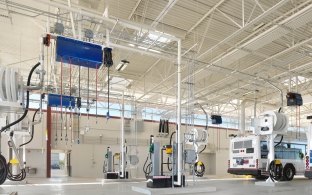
(227, 168), (261, 176)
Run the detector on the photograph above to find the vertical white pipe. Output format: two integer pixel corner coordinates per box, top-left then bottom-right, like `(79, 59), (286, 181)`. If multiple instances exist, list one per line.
(67, 0), (76, 38)
(254, 98), (257, 118)
(240, 100), (246, 136)
(78, 9), (82, 40)
(23, 136), (26, 167)
(120, 91), (125, 177)
(266, 134), (276, 171)
(174, 39), (182, 186)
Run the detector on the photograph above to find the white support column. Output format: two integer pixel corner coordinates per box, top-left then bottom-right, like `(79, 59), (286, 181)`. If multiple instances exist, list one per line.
(174, 39), (182, 186)
(67, 0), (76, 38)
(120, 91), (125, 178)
(240, 100), (246, 136)
(266, 134), (277, 171)
(77, 9), (82, 40)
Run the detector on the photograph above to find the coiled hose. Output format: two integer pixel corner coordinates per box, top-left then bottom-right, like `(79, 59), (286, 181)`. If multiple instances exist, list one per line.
(7, 162), (26, 182)
(269, 160), (283, 181)
(194, 161), (205, 177)
(143, 156), (152, 178)
(0, 155), (8, 185)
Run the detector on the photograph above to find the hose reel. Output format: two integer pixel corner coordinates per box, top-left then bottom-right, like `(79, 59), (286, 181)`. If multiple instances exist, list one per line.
(257, 111), (288, 135)
(0, 68), (23, 105)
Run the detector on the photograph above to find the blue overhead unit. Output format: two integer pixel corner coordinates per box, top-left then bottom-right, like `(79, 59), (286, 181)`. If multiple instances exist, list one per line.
(55, 36), (103, 69)
(48, 94), (75, 108)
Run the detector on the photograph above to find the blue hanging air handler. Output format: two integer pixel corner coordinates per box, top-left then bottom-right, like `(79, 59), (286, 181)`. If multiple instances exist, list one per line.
(55, 36), (103, 69)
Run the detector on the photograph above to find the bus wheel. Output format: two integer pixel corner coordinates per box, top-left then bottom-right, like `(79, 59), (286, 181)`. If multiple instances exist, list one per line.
(283, 164), (295, 181)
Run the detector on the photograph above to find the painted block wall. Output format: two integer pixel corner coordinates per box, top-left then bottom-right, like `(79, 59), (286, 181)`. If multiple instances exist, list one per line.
(1, 110), (239, 179)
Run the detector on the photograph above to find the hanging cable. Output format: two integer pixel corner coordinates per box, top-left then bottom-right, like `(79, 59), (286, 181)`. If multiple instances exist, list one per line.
(167, 131), (176, 171)
(77, 65), (81, 143)
(107, 67), (110, 119)
(55, 108), (58, 142)
(87, 67), (90, 119)
(19, 108), (40, 147)
(65, 107), (68, 143)
(69, 59), (73, 145)
(95, 64), (98, 122)
(60, 58), (63, 141)
(274, 135), (283, 147)
(103, 47), (113, 120)
(198, 145), (207, 154)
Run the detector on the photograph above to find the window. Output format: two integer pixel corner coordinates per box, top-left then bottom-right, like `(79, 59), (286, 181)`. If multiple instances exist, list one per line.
(261, 141), (305, 160)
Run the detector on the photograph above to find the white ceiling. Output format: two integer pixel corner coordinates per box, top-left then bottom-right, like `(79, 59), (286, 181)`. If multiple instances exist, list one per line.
(1, 0), (312, 126)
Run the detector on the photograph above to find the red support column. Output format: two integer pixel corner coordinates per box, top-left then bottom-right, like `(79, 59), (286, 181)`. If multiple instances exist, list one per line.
(47, 106), (52, 178)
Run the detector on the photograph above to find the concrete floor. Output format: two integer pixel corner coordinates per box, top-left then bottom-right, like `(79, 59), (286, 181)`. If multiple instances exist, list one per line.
(0, 177), (311, 195)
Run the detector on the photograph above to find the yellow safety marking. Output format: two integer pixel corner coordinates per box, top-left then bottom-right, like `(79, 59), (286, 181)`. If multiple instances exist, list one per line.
(9, 158), (19, 165)
(275, 160), (281, 165)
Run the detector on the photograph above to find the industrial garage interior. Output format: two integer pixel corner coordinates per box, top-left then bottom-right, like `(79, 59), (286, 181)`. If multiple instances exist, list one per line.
(1, 0), (312, 194)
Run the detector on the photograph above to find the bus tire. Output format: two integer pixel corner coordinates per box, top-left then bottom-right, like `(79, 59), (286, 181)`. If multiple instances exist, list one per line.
(283, 164), (295, 181)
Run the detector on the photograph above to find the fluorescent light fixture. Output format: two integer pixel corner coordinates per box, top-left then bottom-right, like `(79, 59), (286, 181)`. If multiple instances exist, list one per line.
(149, 49), (161, 53)
(115, 60), (130, 71)
(148, 33), (171, 43)
(138, 46), (147, 50)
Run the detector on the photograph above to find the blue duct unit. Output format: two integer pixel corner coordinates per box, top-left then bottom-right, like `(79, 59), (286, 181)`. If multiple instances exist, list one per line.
(55, 36), (103, 69)
(48, 94), (75, 108)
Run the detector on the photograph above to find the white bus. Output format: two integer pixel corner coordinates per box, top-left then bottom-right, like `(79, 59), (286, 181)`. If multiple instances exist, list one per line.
(227, 135), (305, 181)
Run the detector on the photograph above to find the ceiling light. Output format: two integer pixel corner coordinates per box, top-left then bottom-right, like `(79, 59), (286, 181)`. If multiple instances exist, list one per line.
(115, 60), (130, 71)
(149, 49), (161, 53)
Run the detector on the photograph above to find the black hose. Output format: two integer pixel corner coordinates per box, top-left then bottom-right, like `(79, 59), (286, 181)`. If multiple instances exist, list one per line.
(274, 135), (283, 147)
(19, 108), (40, 147)
(278, 107), (282, 113)
(0, 62), (40, 133)
(0, 154), (8, 185)
(143, 156), (152, 178)
(7, 162), (26, 181)
(198, 145), (207, 154)
(169, 131), (176, 145)
(158, 119), (162, 133)
(167, 156), (172, 171)
(268, 160), (283, 181)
